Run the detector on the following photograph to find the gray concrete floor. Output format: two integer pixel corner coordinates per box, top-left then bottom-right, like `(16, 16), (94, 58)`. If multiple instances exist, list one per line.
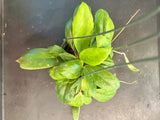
(2, 0), (160, 120)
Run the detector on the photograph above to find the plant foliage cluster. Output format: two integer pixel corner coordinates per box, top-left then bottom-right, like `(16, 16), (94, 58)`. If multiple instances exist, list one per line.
(17, 2), (139, 120)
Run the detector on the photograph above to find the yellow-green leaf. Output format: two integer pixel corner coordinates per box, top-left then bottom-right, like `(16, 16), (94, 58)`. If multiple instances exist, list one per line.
(96, 35), (111, 48)
(94, 9), (115, 41)
(48, 45), (66, 55)
(72, 107), (80, 120)
(70, 92), (83, 107)
(72, 2), (94, 53)
(123, 53), (139, 71)
(79, 48), (112, 66)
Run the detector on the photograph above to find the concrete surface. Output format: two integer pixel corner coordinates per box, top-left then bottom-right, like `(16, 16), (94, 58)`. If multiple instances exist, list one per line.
(2, 0), (160, 120)
(1, 0), (3, 119)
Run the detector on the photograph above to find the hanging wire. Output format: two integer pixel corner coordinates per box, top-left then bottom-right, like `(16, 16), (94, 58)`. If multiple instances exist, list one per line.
(64, 6), (160, 41)
(63, 7), (160, 80)
(113, 32), (160, 50)
(77, 56), (160, 80)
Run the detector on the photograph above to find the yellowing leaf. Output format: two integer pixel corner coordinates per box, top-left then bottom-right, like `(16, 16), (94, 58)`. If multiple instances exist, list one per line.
(113, 50), (139, 72)
(123, 54), (139, 71)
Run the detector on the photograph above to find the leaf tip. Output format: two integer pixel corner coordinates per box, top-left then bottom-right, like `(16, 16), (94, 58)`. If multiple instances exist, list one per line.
(16, 59), (20, 63)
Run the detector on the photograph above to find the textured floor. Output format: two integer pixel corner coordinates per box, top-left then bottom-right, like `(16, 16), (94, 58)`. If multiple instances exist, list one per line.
(2, 0), (160, 120)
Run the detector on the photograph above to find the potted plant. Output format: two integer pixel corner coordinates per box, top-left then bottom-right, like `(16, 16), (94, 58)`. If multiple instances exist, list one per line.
(17, 2), (160, 120)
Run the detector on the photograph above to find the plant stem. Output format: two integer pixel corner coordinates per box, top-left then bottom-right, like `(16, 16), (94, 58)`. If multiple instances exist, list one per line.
(111, 9), (140, 43)
(64, 7), (160, 40)
(119, 80), (137, 84)
(112, 50), (125, 55)
(113, 32), (160, 50)
(72, 107), (80, 120)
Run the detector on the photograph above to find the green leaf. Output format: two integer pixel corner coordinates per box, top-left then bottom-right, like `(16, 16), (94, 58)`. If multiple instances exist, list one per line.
(70, 78), (82, 94)
(72, 107), (80, 120)
(94, 9), (115, 41)
(65, 18), (75, 49)
(96, 35), (111, 48)
(92, 88), (116, 102)
(49, 60), (83, 80)
(83, 95), (92, 105)
(70, 92), (92, 107)
(69, 77), (92, 106)
(81, 78), (90, 91)
(83, 91), (92, 97)
(48, 45), (66, 55)
(58, 52), (77, 61)
(56, 84), (75, 104)
(101, 57), (114, 67)
(17, 48), (58, 70)
(55, 79), (76, 85)
(95, 72), (120, 91)
(81, 66), (99, 94)
(73, 5), (80, 17)
(72, 2), (94, 53)
(65, 18), (73, 38)
(79, 48), (112, 66)
(110, 51), (114, 58)
(82, 66), (120, 102)
(70, 92), (83, 107)
(123, 53), (139, 71)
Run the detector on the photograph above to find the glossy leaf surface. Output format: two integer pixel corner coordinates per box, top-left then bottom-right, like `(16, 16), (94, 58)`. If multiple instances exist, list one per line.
(94, 9), (114, 41)
(58, 52), (77, 61)
(56, 84), (75, 104)
(101, 57), (114, 67)
(48, 45), (66, 56)
(83, 95), (92, 105)
(96, 35), (111, 48)
(17, 48), (58, 70)
(70, 92), (92, 107)
(93, 88), (116, 102)
(49, 60), (83, 80)
(70, 92), (83, 107)
(55, 79), (76, 85)
(82, 65), (120, 102)
(81, 78), (90, 91)
(72, 2), (94, 53)
(81, 66), (100, 94)
(79, 48), (112, 66)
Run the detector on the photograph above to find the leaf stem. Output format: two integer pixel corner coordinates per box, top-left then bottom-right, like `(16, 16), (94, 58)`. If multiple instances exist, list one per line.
(64, 7), (160, 40)
(72, 106), (80, 120)
(111, 9), (140, 43)
(119, 80), (137, 84)
(112, 50), (125, 55)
